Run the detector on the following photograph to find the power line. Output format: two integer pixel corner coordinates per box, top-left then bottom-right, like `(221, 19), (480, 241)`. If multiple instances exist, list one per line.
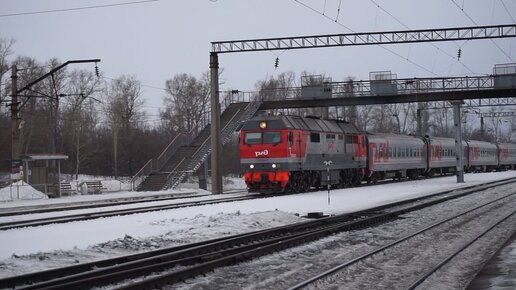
(500, 0), (516, 23)
(102, 75), (167, 92)
(0, 0), (159, 18)
(367, 0), (479, 75)
(293, 0), (438, 76)
(450, 0), (514, 62)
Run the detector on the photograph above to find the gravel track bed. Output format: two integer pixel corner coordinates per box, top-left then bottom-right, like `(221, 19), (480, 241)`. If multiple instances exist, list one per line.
(167, 184), (516, 290)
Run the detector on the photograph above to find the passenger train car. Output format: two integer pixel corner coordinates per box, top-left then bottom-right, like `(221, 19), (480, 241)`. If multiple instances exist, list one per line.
(240, 115), (516, 194)
(498, 143), (516, 170)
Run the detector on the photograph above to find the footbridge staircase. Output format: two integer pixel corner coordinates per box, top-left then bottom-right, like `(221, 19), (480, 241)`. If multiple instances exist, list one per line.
(132, 101), (261, 191)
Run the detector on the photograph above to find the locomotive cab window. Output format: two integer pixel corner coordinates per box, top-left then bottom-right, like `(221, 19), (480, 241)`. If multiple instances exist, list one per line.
(244, 132), (281, 145)
(263, 132), (281, 144)
(244, 133), (262, 145)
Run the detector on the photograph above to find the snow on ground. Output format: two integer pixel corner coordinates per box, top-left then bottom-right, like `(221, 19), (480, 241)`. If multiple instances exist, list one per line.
(0, 171), (515, 279)
(0, 181), (47, 201)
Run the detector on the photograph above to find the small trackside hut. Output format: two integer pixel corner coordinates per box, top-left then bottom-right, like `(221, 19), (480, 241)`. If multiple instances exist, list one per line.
(19, 153), (68, 197)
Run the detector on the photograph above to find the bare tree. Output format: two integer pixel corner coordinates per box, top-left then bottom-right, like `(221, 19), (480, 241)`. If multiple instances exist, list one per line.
(161, 73), (210, 133)
(428, 107), (453, 137)
(40, 58), (67, 153)
(255, 71), (302, 116)
(0, 38), (15, 112)
(105, 75), (145, 177)
(10, 56), (46, 155)
(0, 38), (15, 171)
(61, 69), (103, 178)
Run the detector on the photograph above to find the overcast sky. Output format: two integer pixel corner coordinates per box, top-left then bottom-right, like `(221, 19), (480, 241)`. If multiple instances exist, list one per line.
(1, 0), (515, 118)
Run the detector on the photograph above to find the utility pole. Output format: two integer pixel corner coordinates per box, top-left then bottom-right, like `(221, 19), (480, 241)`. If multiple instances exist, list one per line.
(452, 101), (465, 183)
(210, 52), (222, 194)
(10, 65), (22, 180)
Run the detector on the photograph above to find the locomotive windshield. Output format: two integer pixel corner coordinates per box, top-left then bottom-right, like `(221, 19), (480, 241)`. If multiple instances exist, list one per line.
(244, 132), (281, 144)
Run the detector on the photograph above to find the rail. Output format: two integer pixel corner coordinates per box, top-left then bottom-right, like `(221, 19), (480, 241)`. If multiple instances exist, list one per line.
(288, 187), (516, 289)
(2, 178), (514, 289)
(406, 209), (516, 290)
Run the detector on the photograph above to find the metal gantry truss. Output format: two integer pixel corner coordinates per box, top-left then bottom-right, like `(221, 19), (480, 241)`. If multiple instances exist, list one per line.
(209, 24), (516, 192)
(224, 73), (516, 108)
(212, 24), (516, 53)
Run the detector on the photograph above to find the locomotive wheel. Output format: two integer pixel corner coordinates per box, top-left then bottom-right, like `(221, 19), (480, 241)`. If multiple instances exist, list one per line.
(352, 170), (362, 186)
(301, 172), (310, 192)
(287, 172), (302, 193)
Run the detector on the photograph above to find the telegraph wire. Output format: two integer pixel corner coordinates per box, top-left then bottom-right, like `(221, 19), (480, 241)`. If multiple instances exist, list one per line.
(102, 75), (167, 92)
(450, 0), (514, 62)
(0, 0), (159, 18)
(293, 0), (438, 76)
(499, 0), (516, 23)
(294, 0), (354, 32)
(368, 0), (478, 75)
(335, 0), (342, 22)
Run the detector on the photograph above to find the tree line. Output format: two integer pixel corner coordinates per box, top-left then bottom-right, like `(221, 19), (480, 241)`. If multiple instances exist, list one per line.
(1, 38), (512, 179)
(0, 39), (221, 178)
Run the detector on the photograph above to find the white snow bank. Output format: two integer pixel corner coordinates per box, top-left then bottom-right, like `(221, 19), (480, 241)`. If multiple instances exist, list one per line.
(0, 181), (48, 201)
(0, 171), (514, 260)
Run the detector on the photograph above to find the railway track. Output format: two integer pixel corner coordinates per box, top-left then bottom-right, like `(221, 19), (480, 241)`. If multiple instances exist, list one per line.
(0, 191), (207, 217)
(0, 191), (254, 231)
(2, 177), (515, 290)
(288, 190), (516, 289)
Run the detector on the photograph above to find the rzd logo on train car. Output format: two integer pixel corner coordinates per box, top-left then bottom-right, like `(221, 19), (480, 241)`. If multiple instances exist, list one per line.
(255, 150), (269, 157)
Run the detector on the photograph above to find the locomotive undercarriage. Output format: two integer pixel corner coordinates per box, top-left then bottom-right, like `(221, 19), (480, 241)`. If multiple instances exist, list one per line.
(367, 169), (424, 184)
(285, 168), (362, 193)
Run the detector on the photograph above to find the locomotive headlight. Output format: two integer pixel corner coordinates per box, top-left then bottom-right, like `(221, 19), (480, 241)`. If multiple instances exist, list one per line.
(259, 121), (267, 129)
(272, 163), (277, 169)
(250, 164), (254, 169)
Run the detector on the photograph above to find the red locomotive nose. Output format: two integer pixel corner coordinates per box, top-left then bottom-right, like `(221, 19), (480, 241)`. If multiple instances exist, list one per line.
(244, 171), (289, 193)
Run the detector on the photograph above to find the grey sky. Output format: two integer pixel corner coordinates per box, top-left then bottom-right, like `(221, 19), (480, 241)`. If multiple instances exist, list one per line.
(1, 0), (515, 119)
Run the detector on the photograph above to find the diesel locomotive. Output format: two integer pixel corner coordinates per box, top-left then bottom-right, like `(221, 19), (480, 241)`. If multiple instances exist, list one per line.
(239, 115), (516, 194)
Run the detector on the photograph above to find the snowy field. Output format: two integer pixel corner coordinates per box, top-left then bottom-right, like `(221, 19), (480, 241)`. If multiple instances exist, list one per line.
(0, 171), (515, 281)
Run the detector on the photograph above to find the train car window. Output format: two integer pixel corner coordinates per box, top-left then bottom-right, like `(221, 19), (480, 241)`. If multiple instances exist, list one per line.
(310, 133), (320, 143)
(244, 133), (262, 144)
(263, 132), (281, 144)
(338, 135), (343, 140)
(288, 132), (293, 145)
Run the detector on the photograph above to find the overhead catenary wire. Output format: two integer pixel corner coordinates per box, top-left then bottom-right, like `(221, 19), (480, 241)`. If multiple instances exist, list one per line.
(335, 0), (342, 22)
(499, 0), (516, 23)
(293, 0), (438, 76)
(367, 0), (478, 75)
(449, 0), (514, 62)
(0, 0), (160, 18)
